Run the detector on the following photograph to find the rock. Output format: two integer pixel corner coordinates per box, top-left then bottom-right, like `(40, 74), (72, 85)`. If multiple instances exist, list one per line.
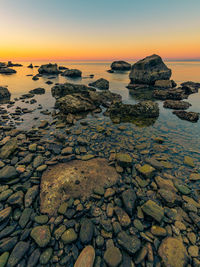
(7, 191), (24, 206)
(158, 237), (189, 267)
(61, 228), (77, 244)
(163, 100), (191, 110)
(154, 79), (175, 88)
(27, 63), (33, 68)
(117, 231), (141, 255)
(114, 207), (131, 227)
(27, 248), (40, 267)
(61, 147), (73, 155)
(173, 110), (199, 122)
(184, 156), (195, 167)
(39, 247), (53, 265)
(138, 164), (156, 179)
(89, 78), (109, 90)
(80, 218), (94, 244)
(0, 207), (11, 223)
(7, 61), (22, 67)
(0, 138), (18, 159)
(74, 245), (95, 267)
(0, 166), (17, 183)
(51, 83), (94, 98)
(34, 215), (48, 224)
(19, 208), (32, 228)
(189, 173), (200, 181)
(141, 200), (164, 222)
(24, 185), (39, 207)
(31, 226), (51, 247)
(40, 158), (119, 215)
(153, 88), (187, 100)
(121, 189), (136, 216)
(29, 88), (45, 94)
(129, 54), (171, 85)
(104, 246), (122, 267)
(188, 245), (199, 257)
(111, 61), (131, 71)
(0, 87), (11, 101)
(38, 63), (59, 74)
(33, 155), (45, 168)
(0, 252), (9, 267)
(116, 153), (132, 167)
(0, 68), (16, 74)
(61, 68), (82, 77)
(6, 241), (29, 267)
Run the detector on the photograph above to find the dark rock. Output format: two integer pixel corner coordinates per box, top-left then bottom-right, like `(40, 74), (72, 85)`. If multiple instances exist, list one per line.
(104, 246), (122, 267)
(89, 78), (109, 90)
(30, 225), (51, 247)
(0, 166), (17, 183)
(27, 64), (33, 68)
(141, 200), (164, 222)
(80, 218), (94, 244)
(7, 61), (22, 67)
(19, 208), (32, 229)
(61, 69), (82, 77)
(7, 241), (29, 267)
(173, 110), (199, 122)
(0, 237), (18, 253)
(29, 88), (45, 94)
(117, 231), (141, 255)
(0, 87), (11, 101)
(111, 61), (131, 71)
(0, 207), (12, 223)
(129, 54), (171, 85)
(0, 138), (18, 159)
(153, 88), (187, 100)
(154, 80), (175, 88)
(0, 68), (16, 74)
(114, 207), (131, 227)
(39, 247), (53, 265)
(27, 248), (40, 267)
(38, 63), (59, 74)
(24, 185), (39, 207)
(121, 189), (136, 216)
(7, 191), (24, 206)
(163, 100), (191, 110)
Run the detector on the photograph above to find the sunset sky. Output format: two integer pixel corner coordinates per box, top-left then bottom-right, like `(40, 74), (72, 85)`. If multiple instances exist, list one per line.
(1, 0), (200, 61)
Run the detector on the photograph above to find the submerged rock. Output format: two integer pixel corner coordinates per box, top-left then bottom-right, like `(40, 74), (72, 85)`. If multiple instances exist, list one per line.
(40, 158), (119, 215)
(129, 54), (171, 85)
(89, 78), (109, 90)
(163, 100), (191, 110)
(0, 87), (11, 101)
(61, 68), (82, 77)
(29, 88), (45, 94)
(0, 68), (16, 74)
(154, 79), (176, 88)
(111, 60), (131, 71)
(173, 110), (199, 122)
(38, 63), (59, 74)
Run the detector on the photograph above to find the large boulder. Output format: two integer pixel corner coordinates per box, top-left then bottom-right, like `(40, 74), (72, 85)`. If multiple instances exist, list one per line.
(89, 78), (109, 90)
(0, 87), (11, 101)
(38, 63), (59, 74)
(129, 54), (171, 85)
(40, 158), (119, 215)
(111, 61), (131, 71)
(61, 68), (82, 77)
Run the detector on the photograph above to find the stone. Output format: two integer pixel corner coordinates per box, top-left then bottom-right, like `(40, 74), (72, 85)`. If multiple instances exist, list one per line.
(114, 207), (131, 227)
(129, 54), (171, 85)
(153, 88), (187, 100)
(61, 147), (73, 155)
(141, 200), (164, 222)
(29, 88), (45, 94)
(104, 247), (122, 267)
(74, 245), (95, 267)
(117, 231), (141, 255)
(39, 247), (53, 265)
(184, 156), (195, 167)
(0, 207), (11, 223)
(154, 79), (174, 88)
(38, 63), (59, 74)
(138, 164), (156, 179)
(0, 68), (16, 74)
(0, 252), (9, 267)
(173, 111), (199, 122)
(34, 215), (48, 224)
(24, 185), (39, 207)
(19, 208), (32, 229)
(189, 173), (200, 181)
(6, 241), (29, 267)
(188, 246), (199, 257)
(0, 87), (11, 101)
(0, 166), (17, 183)
(31, 225), (51, 247)
(61, 228), (77, 244)
(158, 237), (189, 267)
(89, 78), (109, 90)
(121, 189), (136, 216)
(80, 218), (94, 244)
(33, 155), (45, 168)
(163, 100), (191, 110)
(40, 158), (119, 215)
(7, 191), (24, 206)
(0, 138), (18, 159)
(61, 68), (82, 77)
(116, 153), (132, 167)
(111, 61), (131, 71)
(151, 225), (167, 236)
(27, 248), (40, 267)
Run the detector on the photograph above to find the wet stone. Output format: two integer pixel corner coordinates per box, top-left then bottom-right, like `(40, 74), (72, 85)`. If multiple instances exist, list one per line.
(0, 251), (9, 267)
(114, 207), (131, 227)
(121, 188), (136, 216)
(141, 200), (164, 222)
(117, 231), (141, 255)
(6, 241), (29, 267)
(116, 153), (132, 167)
(104, 246), (122, 267)
(0, 166), (17, 183)
(61, 228), (77, 244)
(138, 164), (156, 179)
(80, 218), (94, 244)
(39, 247), (53, 265)
(74, 245), (95, 267)
(19, 208), (32, 229)
(31, 225), (51, 247)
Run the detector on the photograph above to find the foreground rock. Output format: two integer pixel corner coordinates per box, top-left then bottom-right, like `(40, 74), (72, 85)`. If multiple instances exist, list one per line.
(173, 110), (199, 122)
(0, 68), (16, 74)
(74, 246), (95, 267)
(89, 78), (109, 90)
(40, 158), (119, 215)
(110, 60), (131, 71)
(154, 79), (176, 88)
(158, 237), (189, 267)
(61, 68), (82, 77)
(129, 54), (171, 85)
(163, 100), (191, 110)
(29, 87), (45, 94)
(0, 87), (11, 101)
(38, 63), (59, 74)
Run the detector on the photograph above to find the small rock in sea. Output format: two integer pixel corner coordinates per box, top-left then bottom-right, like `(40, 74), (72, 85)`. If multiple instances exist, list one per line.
(111, 60), (131, 71)
(89, 78), (109, 90)
(173, 110), (199, 122)
(61, 68), (82, 77)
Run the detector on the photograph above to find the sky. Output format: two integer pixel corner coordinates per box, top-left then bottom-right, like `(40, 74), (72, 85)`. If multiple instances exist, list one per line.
(0, 0), (200, 61)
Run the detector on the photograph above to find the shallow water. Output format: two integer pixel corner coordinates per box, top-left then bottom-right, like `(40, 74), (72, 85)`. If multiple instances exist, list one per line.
(0, 61), (200, 182)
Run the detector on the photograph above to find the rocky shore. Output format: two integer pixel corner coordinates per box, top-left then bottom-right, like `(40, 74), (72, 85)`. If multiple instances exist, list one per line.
(0, 58), (200, 266)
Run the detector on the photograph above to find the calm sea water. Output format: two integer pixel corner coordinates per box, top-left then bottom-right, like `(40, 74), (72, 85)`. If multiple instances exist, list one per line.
(0, 61), (200, 169)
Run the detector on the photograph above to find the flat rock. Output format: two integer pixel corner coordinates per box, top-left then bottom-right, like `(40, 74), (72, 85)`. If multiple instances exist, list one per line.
(0, 138), (18, 159)
(158, 237), (189, 267)
(74, 245), (95, 267)
(40, 158), (119, 215)
(117, 231), (141, 255)
(163, 100), (191, 110)
(173, 111), (199, 122)
(141, 200), (164, 222)
(0, 166), (17, 183)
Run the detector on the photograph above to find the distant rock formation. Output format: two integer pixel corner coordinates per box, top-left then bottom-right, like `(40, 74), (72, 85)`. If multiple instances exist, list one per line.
(110, 61), (131, 71)
(38, 63), (60, 74)
(61, 69), (82, 78)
